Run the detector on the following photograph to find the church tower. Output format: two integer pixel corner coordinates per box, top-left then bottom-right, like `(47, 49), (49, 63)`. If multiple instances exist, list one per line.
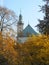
(17, 13), (24, 37)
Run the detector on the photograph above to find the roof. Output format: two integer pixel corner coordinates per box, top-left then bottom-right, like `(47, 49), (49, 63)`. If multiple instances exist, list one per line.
(17, 14), (24, 25)
(23, 24), (37, 37)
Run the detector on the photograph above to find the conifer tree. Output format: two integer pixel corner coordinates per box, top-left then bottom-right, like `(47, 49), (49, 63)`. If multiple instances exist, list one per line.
(37, 0), (49, 35)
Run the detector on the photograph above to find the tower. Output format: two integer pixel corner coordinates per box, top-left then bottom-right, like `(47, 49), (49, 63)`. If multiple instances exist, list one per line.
(17, 13), (24, 37)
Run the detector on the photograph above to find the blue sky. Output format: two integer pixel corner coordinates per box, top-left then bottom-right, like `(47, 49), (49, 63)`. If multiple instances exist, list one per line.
(0, 0), (44, 32)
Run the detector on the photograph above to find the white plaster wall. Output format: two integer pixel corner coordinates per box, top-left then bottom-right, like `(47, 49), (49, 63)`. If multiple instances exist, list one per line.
(18, 37), (28, 43)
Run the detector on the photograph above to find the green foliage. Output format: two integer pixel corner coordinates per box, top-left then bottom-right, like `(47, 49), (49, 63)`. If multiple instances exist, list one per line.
(37, 0), (49, 35)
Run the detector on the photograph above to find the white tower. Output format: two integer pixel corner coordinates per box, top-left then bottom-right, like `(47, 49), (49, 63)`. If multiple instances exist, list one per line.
(17, 13), (24, 37)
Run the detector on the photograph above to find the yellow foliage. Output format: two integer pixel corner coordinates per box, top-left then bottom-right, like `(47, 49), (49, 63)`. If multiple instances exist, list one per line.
(0, 32), (49, 65)
(0, 32), (18, 65)
(15, 34), (49, 65)
(21, 35), (49, 65)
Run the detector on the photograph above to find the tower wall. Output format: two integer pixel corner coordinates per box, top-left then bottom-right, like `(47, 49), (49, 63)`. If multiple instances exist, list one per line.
(17, 24), (23, 37)
(17, 14), (24, 37)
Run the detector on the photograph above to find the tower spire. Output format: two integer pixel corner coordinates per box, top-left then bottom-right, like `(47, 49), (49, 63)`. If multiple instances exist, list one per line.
(18, 10), (23, 23)
(20, 9), (21, 14)
(17, 12), (24, 37)
(28, 20), (29, 25)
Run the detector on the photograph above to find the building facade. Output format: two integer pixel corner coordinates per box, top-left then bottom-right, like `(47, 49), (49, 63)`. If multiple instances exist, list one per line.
(17, 14), (37, 43)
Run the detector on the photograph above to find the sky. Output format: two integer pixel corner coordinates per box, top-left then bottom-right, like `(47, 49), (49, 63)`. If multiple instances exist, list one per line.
(0, 0), (45, 32)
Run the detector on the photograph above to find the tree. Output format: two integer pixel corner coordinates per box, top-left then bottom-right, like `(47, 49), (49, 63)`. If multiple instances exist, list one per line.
(0, 6), (17, 32)
(0, 7), (17, 51)
(0, 33), (19, 65)
(37, 0), (49, 35)
(0, 54), (9, 65)
(14, 35), (49, 65)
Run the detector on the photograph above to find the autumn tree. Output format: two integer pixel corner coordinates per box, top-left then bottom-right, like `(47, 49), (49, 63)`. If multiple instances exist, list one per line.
(0, 53), (9, 65)
(0, 6), (17, 32)
(0, 7), (18, 65)
(0, 33), (19, 65)
(37, 0), (49, 35)
(14, 35), (49, 65)
(0, 6), (17, 50)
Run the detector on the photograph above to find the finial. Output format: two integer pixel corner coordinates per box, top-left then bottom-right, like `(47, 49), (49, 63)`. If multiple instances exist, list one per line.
(28, 20), (29, 25)
(20, 9), (21, 14)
